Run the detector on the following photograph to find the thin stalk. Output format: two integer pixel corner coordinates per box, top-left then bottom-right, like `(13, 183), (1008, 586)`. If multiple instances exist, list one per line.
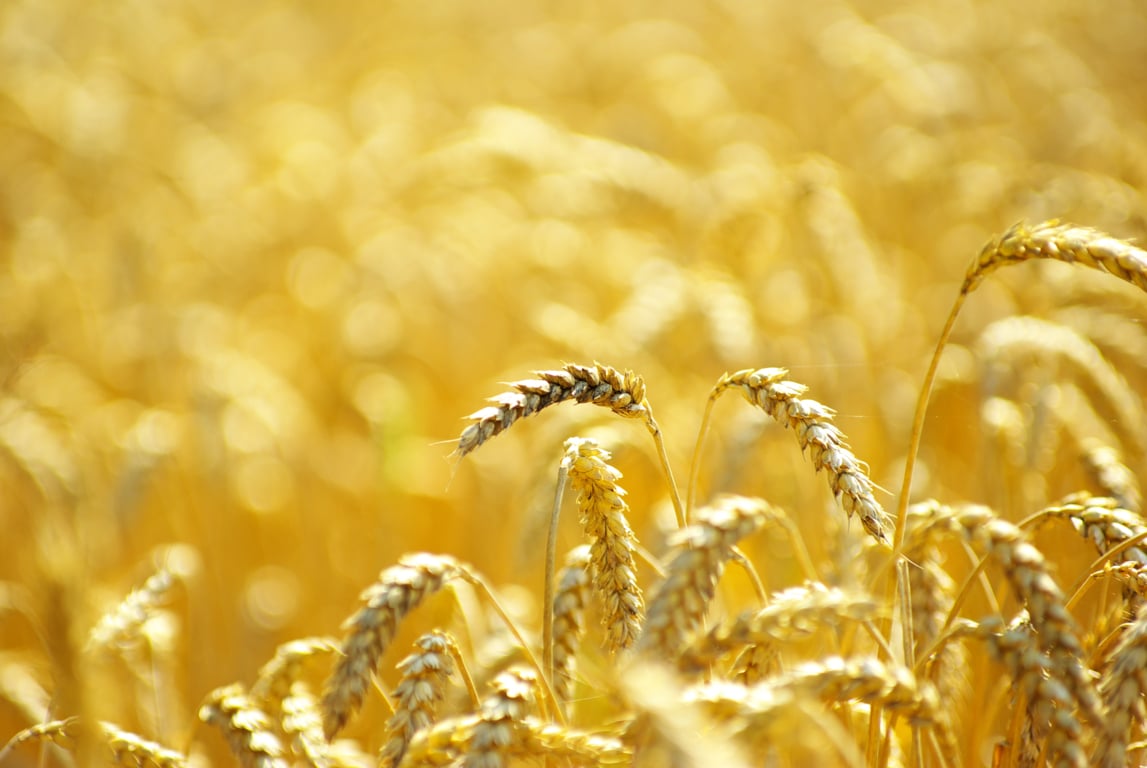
(646, 412), (687, 528)
(543, 460), (569, 709)
(687, 389), (721, 523)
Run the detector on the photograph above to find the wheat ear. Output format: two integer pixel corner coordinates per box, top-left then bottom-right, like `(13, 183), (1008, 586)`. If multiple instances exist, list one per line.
(86, 569), (174, 654)
(455, 363), (647, 457)
(1033, 494), (1147, 567)
(1097, 602), (1147, 767)
(463, 668), (537, 768)
(321, 554), (465, 739)
(677, 582), (876, 676)
(1080, 441), (1142, 513)
(281, 683), (371, 768)
(551, 545), (590, 701)
(380, 631), (458, 768)
(707, 368), (889, 543)
(563, 438), (645, 652)
(637, 495), (771, 657)
(250, 636), (340, 710)
(199, 684), (288, 768)
(0, 718), (188, 768)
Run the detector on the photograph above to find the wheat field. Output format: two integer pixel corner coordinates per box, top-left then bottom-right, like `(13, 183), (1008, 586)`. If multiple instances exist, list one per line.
(3, 0), (1147, 766)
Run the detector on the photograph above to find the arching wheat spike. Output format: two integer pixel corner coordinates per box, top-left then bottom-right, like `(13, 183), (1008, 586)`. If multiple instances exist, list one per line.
(638, 496), (772, 657)
(250, 637), (340, 710)
(563, 439), (644, 653)
(381, 631), (458, 768)
(964, 220), (1147, 295)
(199, 684), (288, 768)
(713, 368), (889, 543)
(456, 363), (648, 457)
(281, 684), (371, 768)
(678, 582), (877, 676)
(1, 718), (189, 768)
(1037, 493), (1147, 567)
(552, 545), (591, 699)
(1097, 603), (1147, 768)
(321, 554), (465, 740)
(777, 656), (939, 726)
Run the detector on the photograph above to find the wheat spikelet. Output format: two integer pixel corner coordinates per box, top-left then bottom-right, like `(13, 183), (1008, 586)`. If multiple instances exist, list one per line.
(381, 631), (457, 768)
(976, 616), (1086, 768)
(563, 438), (644, 652)
(637, 495), (772, 657)
(964, 220), (1147, 295)
(552, 545), (590, 699)
(713, 367), (889, 543)
(455, 363), (648, 457)
(321, 554), (465, 739)
(1107, 561), (1147, 598)
(250, 636), (340, 709)
(1080, 442), (1141, 513)
(463, 668), (537, 768)
(677, 582), (877, 676)
(281, 683), (372, 768)
(1097, 603), (1147, 767)
(918, 504), (1104, 731)
(86, 569), (174, 654)
(396, 715), (479, 768)
(199, 684), (288, 768)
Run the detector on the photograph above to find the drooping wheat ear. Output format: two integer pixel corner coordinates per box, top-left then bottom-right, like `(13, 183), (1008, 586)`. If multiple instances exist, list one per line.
(781, 656), (939, 726)
(563, 438), (644, 652)
(86, 569), (174, 653)
(455, 363), (648, 458)
(199, 684), (288, 768)
(509, 719), (631, 765)
(1035, 493), (1147, 568)
(381, 631), (458, 768)
(0, 718), (189, 768)
(463, 668), (537, 768)
(637, 496), (772, 658)
(321, 554), (465, 740)
(281, 683), (372, 768)
(250, 636), (340, 710)
(965, 220), (1147, 294)
(552, 545), (590, 700)
(710, 368), (889, 544)
(677, 582), (877, 676)
(1096, 602), (1147, 767)
(1081, 441), (1142, 513)
(920, 505), (1104, 730)
(975, 616), (1086, 768)
(978, 315), (1147, 456)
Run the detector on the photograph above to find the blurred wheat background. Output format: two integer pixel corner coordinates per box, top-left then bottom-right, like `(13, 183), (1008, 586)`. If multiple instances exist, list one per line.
(3, 0), (1147, 765)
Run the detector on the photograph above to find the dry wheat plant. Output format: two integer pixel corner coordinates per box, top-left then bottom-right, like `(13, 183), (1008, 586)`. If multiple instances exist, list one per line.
(3, 0), (1147, 767)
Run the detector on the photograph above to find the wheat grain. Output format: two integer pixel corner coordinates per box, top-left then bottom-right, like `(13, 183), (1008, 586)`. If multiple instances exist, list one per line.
(322, 554), (465, 739)
(677, 582), (877, 676)
(964, 220), (1147, 295)
(381, 631), (458, 768)
(712, 367), (889, 543)
(563, 438), (644, 652)
(637, 495), (771, 657)
(199, 684), (288, 768)
(455, 363), (648, 458)
(552, 545), (590, 700)
(250, 636), (340, 710)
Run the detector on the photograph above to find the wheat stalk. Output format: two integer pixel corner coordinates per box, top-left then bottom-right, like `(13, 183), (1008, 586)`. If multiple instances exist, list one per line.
(563, 438), (645, 653)
(705, 367), (889, 543)
(321, 554), (465, 739)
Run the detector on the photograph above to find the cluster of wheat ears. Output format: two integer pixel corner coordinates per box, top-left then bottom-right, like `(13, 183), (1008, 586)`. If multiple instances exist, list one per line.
(6, 221), (1147, 767)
